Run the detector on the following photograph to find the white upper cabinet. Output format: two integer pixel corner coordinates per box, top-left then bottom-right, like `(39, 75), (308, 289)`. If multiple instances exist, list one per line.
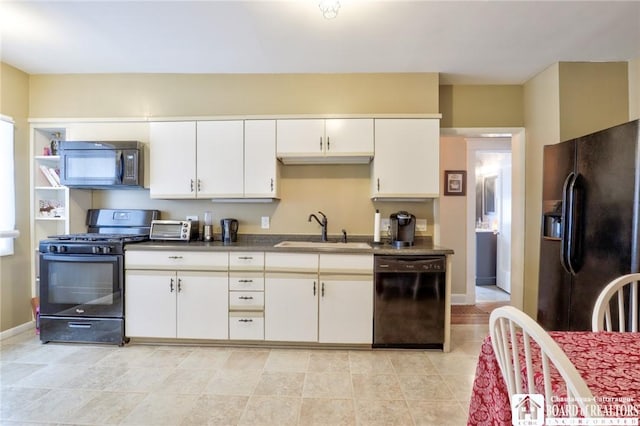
(244, 120), (278, 198)
(149, 121), (197, 199)
(276, 118), (373, 164)
(371, 118), (440, 199)
(150, 120), (278, 199)
(196, 120), (244, 198)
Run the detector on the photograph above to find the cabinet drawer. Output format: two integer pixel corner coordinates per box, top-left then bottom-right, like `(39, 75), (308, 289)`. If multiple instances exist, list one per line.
(265, 252), (318, 273)
(229, 272), (264, 291)
(319, 254), (373, 274)
(229, 312), (264, 340)
(229, 252), (264, 271)
(126, 250), (228, 271)
(229, 291), (264, 311)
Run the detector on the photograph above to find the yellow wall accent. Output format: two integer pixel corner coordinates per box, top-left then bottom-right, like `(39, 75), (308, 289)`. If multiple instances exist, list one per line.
(523, 63), (560, 317)
(0, 62), (32, 332)
(439, 85), (523, 128)
(559, 62), (629, 141)
(628, 59), (640, 120)
(29, 73), (440, 118)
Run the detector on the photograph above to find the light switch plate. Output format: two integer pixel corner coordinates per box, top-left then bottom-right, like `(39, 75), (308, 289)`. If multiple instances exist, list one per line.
(416, 219), (427, 232)
(261, 216), (270, 229)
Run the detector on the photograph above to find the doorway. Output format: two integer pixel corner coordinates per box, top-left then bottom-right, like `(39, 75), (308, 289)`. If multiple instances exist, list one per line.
(474, 149), (511, 304)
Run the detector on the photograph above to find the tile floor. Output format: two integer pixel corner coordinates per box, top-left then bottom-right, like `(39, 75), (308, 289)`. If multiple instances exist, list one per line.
(475, 285), (510, 303)
(0, 324), (489, 425)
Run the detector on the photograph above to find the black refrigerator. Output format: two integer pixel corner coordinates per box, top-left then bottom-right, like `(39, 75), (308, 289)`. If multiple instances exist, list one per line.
(538, 119), (640, 331)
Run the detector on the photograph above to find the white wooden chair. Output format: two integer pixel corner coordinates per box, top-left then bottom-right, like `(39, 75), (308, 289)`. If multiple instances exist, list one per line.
(490, 306), (599, 418)
(592, 273), (640, 332)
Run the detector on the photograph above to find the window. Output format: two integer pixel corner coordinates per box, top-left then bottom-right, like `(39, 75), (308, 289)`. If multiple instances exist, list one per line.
(0, 117), (17, 256)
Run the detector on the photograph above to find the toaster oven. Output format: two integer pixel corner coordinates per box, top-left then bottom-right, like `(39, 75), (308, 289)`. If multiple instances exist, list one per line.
(149, 220), (199, 241)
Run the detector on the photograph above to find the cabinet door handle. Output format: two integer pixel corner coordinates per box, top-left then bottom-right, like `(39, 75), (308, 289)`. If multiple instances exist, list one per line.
(190, 179), (194, 192)
(168, 256), (183, 259)
(177, 278), (182, 292)
(170, 278), (175, 292)
(377, 178), (380, 191)
(239, 279), (254, 283)
(319, 136), (323, 151)
(238, 256), (253, 260)
(321, 282), (325, 297)
(313, 281), (316, 296)
(197, 179), (201, 192)
(327, 136), (330, 151)
(238, 296), (254, 300)
(239, 319), (253, 323)
(270, 178), (274, 191)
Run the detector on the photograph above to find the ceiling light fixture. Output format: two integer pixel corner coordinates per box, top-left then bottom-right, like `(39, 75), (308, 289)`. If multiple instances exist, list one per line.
(319, 0), (340, 19)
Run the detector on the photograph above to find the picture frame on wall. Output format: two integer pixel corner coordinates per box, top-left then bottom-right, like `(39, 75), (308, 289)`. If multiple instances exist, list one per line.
(444, 170), (466, 196)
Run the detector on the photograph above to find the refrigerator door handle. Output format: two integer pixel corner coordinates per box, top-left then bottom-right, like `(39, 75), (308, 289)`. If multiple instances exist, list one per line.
(560, 172), (575, 273)
(566, 173), (583, 275)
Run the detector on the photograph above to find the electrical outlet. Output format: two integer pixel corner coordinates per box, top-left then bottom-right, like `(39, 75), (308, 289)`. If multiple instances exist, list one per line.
(416, 219), (427, 232)
(261, 216), (270, 229)
(186, 215), (198, 222)
(381, 218), (390, 230)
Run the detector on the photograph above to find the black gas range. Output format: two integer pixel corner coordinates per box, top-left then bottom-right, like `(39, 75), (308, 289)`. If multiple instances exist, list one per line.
(38, 209), (159, 345)
(41, 233), (149, 255)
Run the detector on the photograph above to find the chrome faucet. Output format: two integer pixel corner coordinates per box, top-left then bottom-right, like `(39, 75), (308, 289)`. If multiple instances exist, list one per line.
(308, 211), (328, 242)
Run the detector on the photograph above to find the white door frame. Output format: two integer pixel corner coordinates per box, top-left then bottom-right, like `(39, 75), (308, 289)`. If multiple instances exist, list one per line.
(441, 128), (525, 310)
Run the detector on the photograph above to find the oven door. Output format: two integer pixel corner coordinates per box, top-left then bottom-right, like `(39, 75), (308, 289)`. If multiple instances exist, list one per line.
(39, 253), (123, 317)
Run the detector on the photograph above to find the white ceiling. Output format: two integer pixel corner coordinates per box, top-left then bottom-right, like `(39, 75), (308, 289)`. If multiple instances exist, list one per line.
(1, 0), (639, 85)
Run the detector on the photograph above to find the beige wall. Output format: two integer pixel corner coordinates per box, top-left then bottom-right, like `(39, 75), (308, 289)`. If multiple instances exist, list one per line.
(630, 59), (640, 120)
(522, 64), (560, 317)
(91, 168), (435, 238)
(559, 62), (629, 140)
(438, 136), (467, 295)
(29, 73), (440, 118)
(439, 85), (524, 128)
(0, 63), (32, 332)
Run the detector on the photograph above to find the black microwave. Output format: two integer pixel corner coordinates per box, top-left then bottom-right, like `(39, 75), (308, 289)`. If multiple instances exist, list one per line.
(59, 141), (144, 189)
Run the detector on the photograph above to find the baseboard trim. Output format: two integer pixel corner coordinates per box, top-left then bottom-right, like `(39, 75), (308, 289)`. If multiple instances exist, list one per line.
(1, 321), (35, 341)
(451, 294), (470, 305)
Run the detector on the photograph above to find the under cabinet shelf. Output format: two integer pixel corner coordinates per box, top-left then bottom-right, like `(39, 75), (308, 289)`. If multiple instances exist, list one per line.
(36, 217), (67, 222)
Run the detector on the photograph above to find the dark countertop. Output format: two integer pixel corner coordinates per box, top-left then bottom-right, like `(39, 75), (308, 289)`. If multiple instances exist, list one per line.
(126, 234), (454, 256)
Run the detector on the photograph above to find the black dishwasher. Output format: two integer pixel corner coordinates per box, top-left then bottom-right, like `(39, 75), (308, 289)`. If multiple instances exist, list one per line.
(373, 255), (446, 349)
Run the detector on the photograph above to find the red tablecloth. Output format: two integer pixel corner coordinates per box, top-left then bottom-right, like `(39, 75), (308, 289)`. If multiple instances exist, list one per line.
(467, 331), (640, 425)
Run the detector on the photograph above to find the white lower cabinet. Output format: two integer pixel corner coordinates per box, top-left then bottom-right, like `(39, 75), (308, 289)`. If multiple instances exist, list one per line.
(318, 276), (373, 344)
(264, 273), (318, 342)
(229, 312), (264, 340)
(125, 250), (373, 345)
(126, 270), (228, 339)
(264, 253), (373, 344)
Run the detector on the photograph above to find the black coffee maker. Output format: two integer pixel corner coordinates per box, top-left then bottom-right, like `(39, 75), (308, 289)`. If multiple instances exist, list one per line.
(220, 218), (239, 244)
(390, 211), (416, 248)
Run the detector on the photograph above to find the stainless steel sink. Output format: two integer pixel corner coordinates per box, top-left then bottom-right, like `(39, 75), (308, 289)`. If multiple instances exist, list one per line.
(273, 241), (371, 250)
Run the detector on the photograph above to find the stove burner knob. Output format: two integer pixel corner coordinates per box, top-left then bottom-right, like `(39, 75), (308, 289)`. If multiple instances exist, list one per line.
(92, 246), (101, 254)
(101, 246), (112, 254)
(58, 245), (67, 253)
(48, 245), (57, 253)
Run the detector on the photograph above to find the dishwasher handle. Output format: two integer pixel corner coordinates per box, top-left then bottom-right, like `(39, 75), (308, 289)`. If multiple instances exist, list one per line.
(375, 256), (445, 273)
